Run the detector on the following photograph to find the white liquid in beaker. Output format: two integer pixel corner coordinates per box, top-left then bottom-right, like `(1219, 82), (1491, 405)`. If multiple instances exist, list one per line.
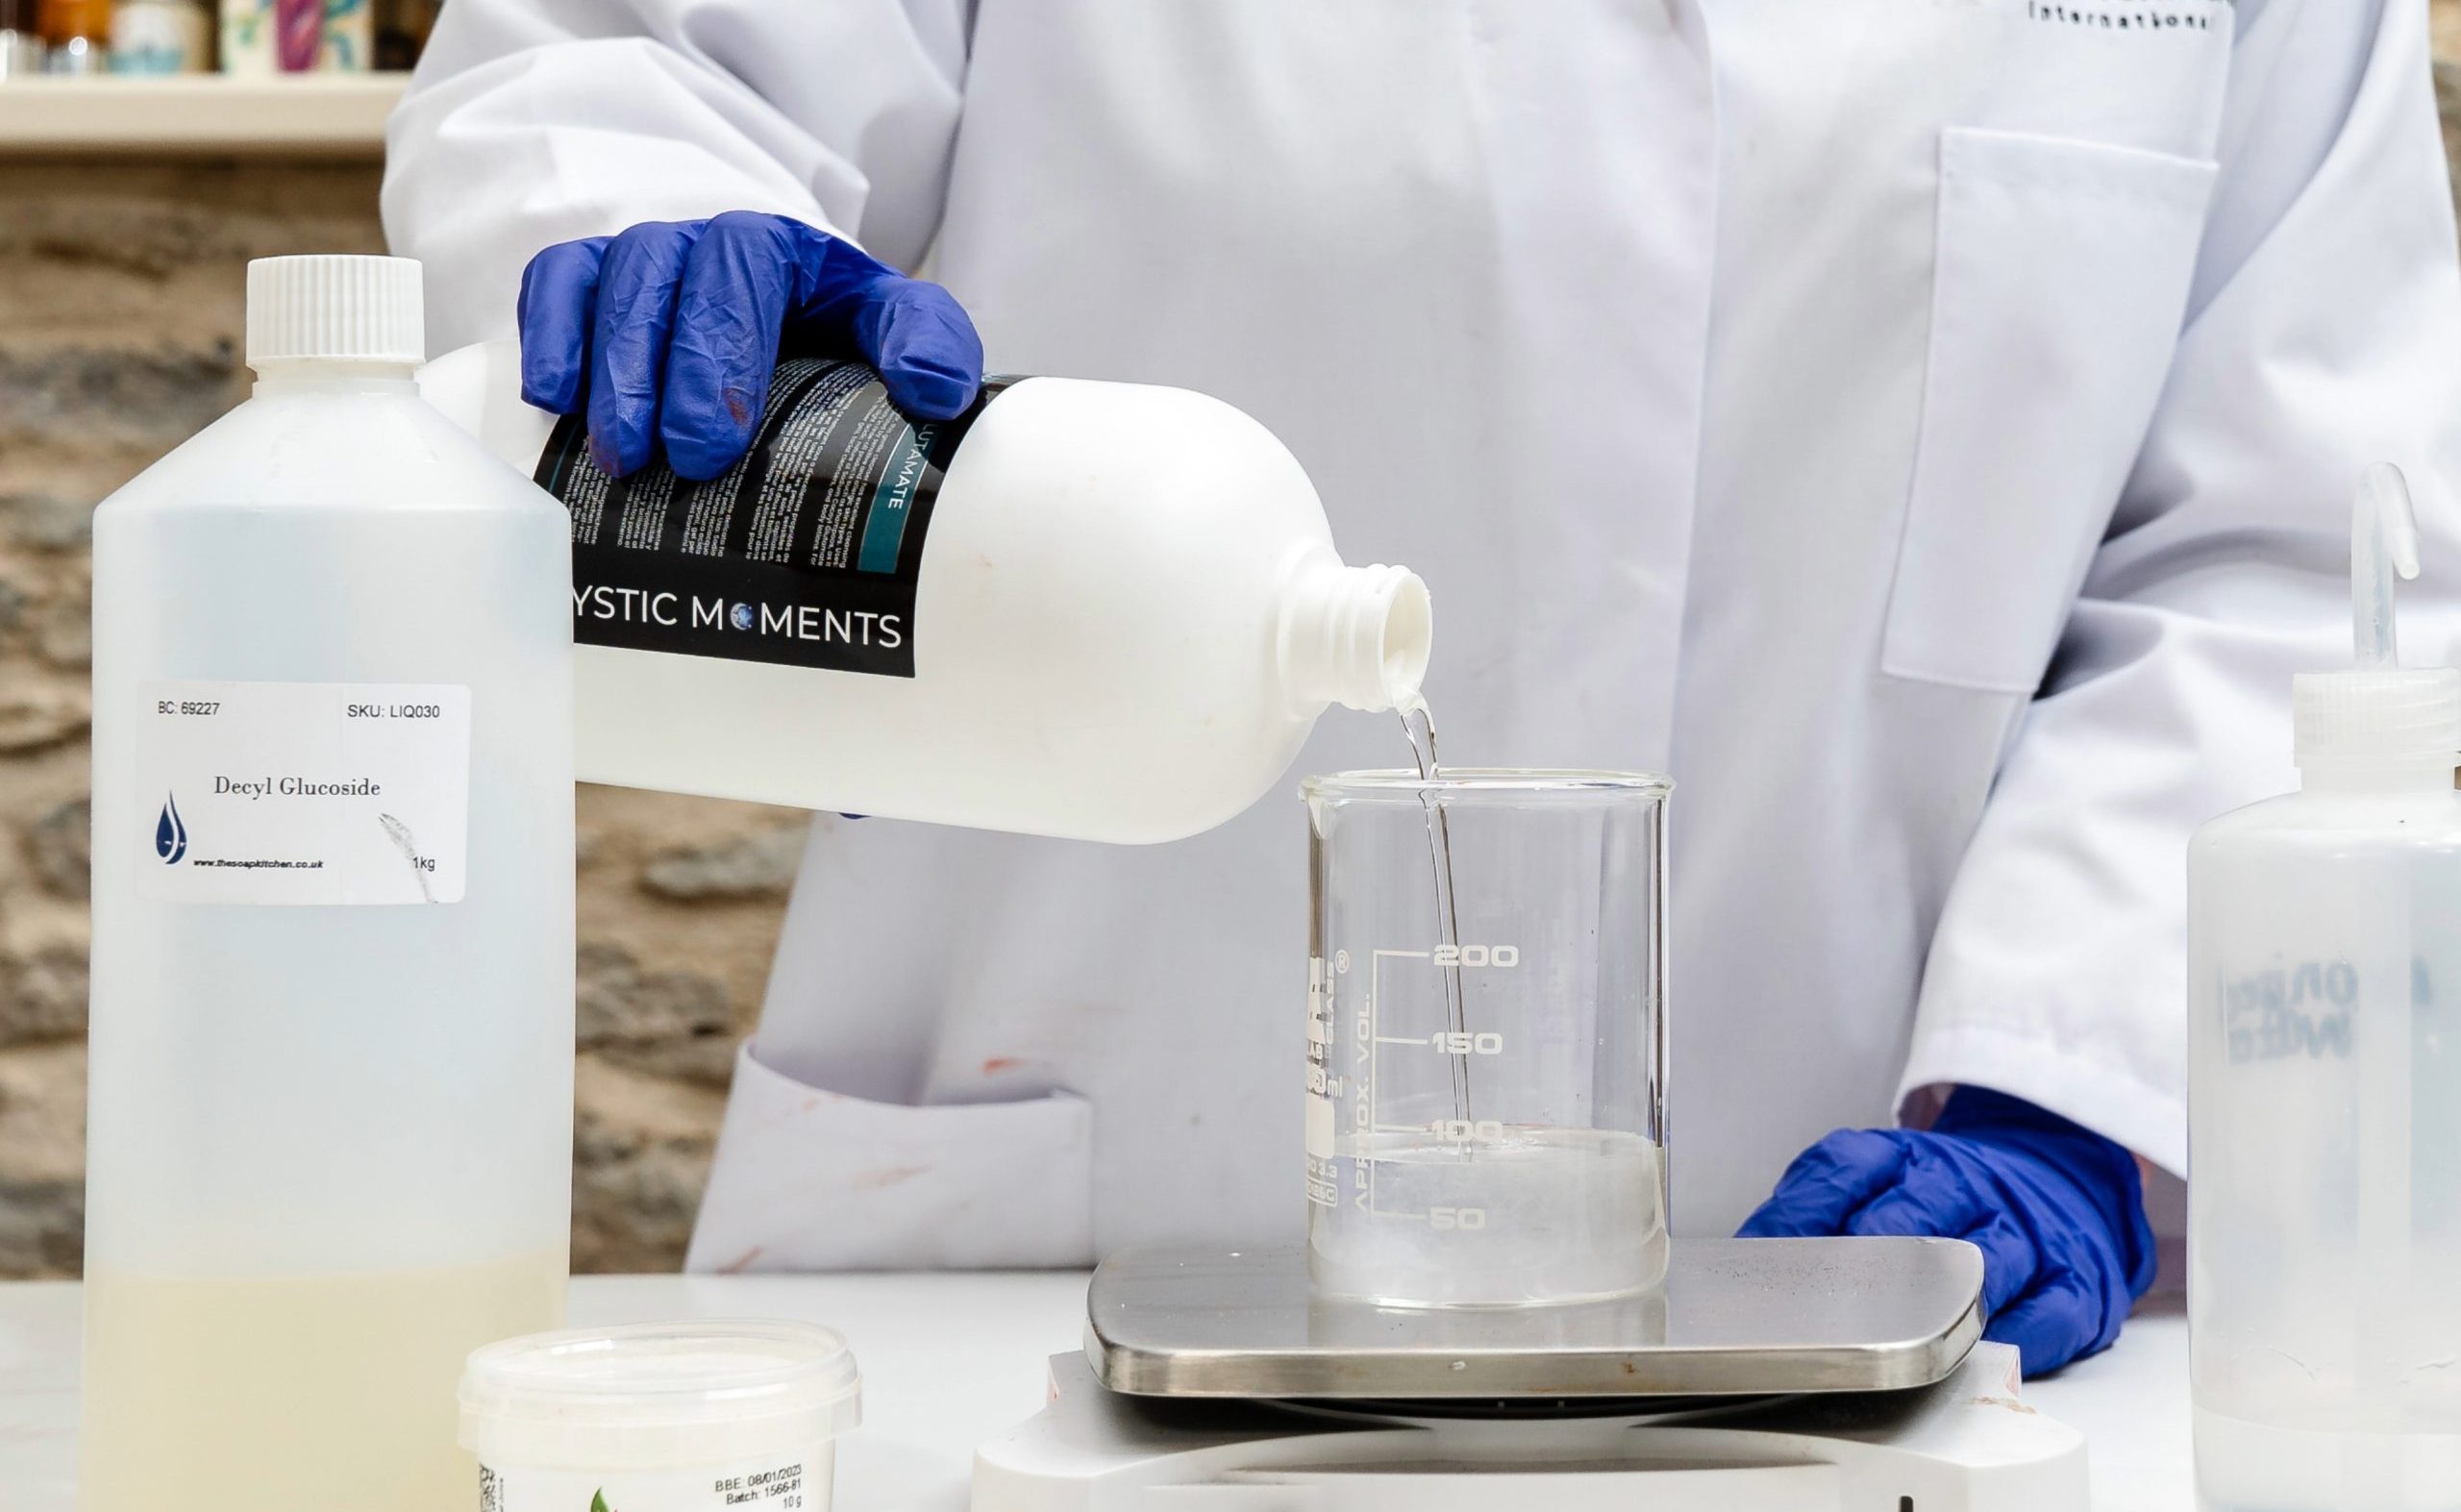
(79, 1248), (565, 1512)
(1311, 1127), (1668, 1307)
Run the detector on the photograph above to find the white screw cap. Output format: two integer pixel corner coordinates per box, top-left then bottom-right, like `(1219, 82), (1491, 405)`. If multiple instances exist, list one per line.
(245, 255), (425, 367)
(2294, 667), (2461, 771)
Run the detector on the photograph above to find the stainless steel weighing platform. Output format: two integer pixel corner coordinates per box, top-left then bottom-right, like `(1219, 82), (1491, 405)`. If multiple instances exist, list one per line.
(1086, 1237), (1984, 1402)
(972, 1237), (2092, 1509)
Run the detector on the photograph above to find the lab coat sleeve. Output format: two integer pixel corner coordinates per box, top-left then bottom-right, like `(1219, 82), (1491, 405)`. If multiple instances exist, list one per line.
(1898, 0), (2461, 1177)
(380, 0), (969, 353)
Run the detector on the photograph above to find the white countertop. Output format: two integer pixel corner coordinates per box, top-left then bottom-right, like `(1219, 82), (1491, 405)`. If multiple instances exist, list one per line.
(0, 1273), (2191, 1509)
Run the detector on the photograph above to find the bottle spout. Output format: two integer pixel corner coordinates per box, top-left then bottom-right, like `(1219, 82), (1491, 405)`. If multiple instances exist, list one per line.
(2354, 461), (2422, 671)
(1279, 555), (1433, 715)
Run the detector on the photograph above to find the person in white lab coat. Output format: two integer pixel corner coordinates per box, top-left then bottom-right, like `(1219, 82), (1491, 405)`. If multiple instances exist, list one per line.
(385, 0), (2461, 1373)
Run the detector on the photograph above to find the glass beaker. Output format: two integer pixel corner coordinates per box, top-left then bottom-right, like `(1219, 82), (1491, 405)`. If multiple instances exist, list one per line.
(1303, 769), (1671, 1308)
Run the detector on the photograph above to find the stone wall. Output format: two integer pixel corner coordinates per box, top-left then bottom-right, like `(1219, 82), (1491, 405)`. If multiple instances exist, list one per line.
(0, 161), (801, 1277)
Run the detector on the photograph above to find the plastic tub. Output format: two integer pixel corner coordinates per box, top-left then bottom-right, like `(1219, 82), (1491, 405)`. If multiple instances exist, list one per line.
(460, 1320), (859, 1512)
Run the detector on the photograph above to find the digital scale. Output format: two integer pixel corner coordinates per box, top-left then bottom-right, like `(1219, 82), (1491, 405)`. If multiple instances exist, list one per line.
(974, 1238), (2089, 1510)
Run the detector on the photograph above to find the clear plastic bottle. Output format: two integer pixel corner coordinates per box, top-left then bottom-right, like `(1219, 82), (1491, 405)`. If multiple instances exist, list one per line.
(2188, 464), (2461, 1511)
(416, 339), (1432, 842)
(83, 257), (575, 1512)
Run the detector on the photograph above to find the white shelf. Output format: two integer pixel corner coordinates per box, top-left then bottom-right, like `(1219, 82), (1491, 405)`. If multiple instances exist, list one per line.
(0, 74), (405, 157)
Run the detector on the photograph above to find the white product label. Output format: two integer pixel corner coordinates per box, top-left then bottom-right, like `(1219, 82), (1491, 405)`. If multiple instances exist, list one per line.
(136, 680), (470, 905)
(481, 1450), (819, 1512)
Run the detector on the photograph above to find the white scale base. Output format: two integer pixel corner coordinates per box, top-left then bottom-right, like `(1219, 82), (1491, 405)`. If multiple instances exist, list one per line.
(973, 1346), (2089, 1511)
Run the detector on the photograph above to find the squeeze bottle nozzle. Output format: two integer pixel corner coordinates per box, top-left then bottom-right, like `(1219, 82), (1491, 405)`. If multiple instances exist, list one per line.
(2354, 460), (2421, 670)
(2293, 461), (2461, 775)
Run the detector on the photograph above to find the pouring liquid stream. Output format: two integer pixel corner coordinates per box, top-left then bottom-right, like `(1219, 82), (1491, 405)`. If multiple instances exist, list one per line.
(1401, 699), (1474, 1127)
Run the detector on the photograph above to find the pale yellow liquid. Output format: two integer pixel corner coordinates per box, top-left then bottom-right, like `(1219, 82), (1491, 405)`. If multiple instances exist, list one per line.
(79, 1248), (565, 1512)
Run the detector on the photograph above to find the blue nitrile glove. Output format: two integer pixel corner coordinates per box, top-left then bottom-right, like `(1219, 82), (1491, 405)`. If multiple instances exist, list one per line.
(1737, 1086), (2156, 1376)
(517, 212), (983, 481)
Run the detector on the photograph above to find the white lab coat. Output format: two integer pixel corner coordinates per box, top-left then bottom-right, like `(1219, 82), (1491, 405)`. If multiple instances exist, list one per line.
(385, 0), (2461, 1271)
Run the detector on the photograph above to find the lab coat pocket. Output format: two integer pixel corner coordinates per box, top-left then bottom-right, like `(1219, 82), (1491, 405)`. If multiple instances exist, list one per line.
(1882, 128), (2218, 694)
(685, 1041), (1095, 1272)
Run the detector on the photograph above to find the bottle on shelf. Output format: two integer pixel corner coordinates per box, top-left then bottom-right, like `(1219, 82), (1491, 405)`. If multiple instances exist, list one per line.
(220, 0), (367, 73)
(109, 0), (208, 72)
(36, 0), (109, 72)
(0, 0), (47, 74)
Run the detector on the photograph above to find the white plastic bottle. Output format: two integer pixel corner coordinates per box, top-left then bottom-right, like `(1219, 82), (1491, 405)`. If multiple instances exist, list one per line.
(416, 340), (1431, 842)
(84, 258), (575, 1512)
(2187, 464), (2461, 1512)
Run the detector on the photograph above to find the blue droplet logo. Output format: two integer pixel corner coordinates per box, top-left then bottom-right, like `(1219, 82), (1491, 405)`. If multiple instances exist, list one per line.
(156, 793), (187, 865)
(730, 602), (756, 632)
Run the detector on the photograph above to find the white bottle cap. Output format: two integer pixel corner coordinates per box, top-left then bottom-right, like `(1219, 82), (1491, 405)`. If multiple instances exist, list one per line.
(2293, 463), (2461, 773)
(245, 255), (425, 367)
(2294, 667), (2461, 770)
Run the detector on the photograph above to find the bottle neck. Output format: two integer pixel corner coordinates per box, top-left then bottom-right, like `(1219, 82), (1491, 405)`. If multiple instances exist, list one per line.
(2300, 761), (2458, 794)
(1277, 552), (1432, 716)
(250, 359), (421, 397)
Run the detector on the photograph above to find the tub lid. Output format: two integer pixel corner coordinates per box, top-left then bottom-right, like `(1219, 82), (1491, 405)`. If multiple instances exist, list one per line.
(460, 1319), (860, 1459)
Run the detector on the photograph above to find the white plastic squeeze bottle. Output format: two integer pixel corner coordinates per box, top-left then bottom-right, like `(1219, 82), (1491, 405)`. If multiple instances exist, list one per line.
(2187, 463), (2461, 1512)
(84, 258), (575, 1512)
(417, 340), (1431, 843)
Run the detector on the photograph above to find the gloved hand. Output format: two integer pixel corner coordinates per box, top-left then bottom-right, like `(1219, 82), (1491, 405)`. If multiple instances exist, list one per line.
(517, 211), (984, 481)
(1737, 1086), (2156, 1376)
